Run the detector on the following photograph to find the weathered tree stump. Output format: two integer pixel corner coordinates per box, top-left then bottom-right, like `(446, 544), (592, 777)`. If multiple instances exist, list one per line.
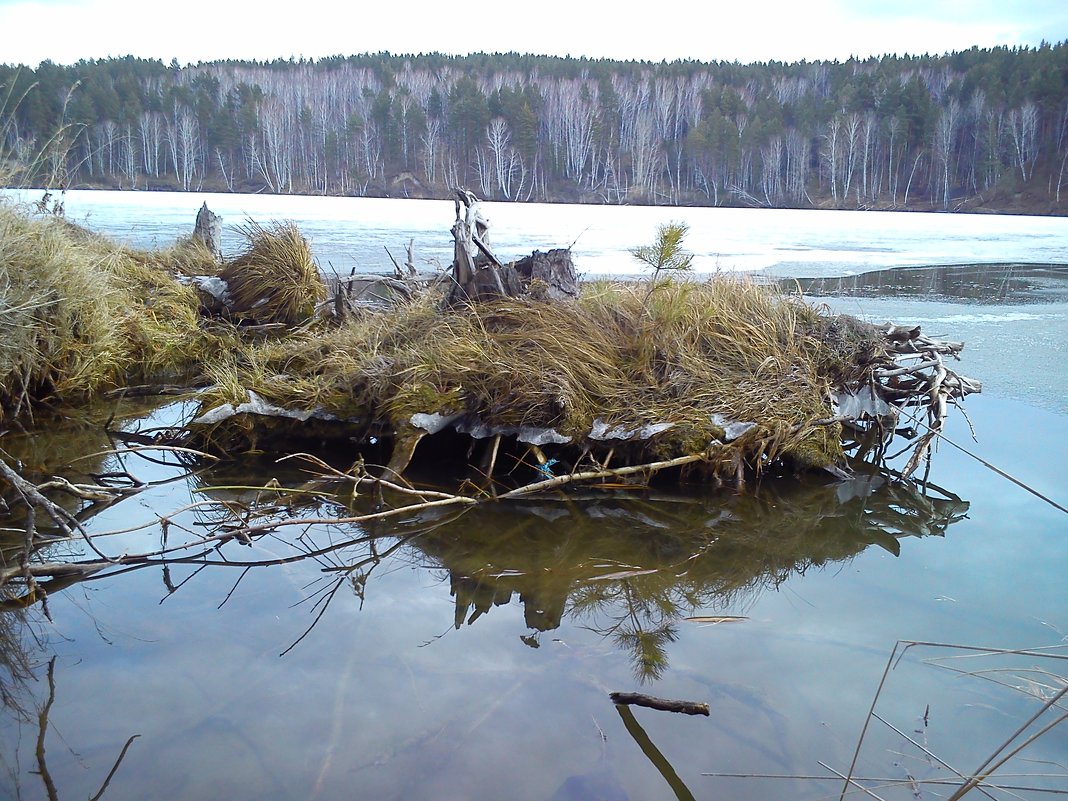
(193, 202), (222, 261)
(447, 188), (502, 303)
(513, 249), (579, 299)
(445, 189), (578, 303)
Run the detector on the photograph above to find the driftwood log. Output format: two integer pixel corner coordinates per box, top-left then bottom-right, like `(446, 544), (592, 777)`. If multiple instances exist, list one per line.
(325, 271), (424, 316)
(448, 188), (499, 302)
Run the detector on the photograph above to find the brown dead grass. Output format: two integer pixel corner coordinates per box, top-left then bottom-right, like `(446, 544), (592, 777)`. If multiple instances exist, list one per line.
(191, 277), (880, 472)
(0, 200), (232, 416)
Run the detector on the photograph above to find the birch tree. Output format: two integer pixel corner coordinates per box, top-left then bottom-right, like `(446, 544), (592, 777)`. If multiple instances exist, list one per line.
(1007, 102), (1039, 182)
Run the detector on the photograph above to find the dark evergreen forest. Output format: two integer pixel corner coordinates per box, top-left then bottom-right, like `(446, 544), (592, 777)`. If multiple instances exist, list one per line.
(2, 45), (1066, 212)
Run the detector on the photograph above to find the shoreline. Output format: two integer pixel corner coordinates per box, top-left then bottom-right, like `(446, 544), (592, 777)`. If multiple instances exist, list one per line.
(20, 181), (1067, 218)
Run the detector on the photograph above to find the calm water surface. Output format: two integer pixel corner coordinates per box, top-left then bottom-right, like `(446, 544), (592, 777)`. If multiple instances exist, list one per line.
(2, 191), (1067, 800)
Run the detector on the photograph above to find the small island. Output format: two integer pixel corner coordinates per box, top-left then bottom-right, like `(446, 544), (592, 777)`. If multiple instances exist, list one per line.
(1, 192), (977, 518)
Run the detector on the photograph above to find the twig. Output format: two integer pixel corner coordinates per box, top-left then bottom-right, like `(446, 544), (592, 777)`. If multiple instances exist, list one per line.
(87, 734), (141, 801)
(839, 641), (902, 801)
(701, 772), (1068, 793)
(615, 704), (698, 801)
(898, 408), (1068, 515)
(821, 761), (891, 801)
(35, 657), (59, 801)
(68, 445), (219, 464)
(610, 692), (709, 716)
(497, 453), (706, 499)
(383, 245), (403, 276)
(34, 476), (142, 502)
(946, 685), (1068, 800)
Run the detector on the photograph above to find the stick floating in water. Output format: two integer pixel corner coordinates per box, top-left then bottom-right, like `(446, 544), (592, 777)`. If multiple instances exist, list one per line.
(609, 692), (710, 716)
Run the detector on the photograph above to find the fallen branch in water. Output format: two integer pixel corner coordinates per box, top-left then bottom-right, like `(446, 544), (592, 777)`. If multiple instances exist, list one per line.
(0, 448), (712, 587)
(610, 691), (711, 716)
(104, 384), (203, 399)
(497, 452), (707, 499)
(0, 456), (117, 562)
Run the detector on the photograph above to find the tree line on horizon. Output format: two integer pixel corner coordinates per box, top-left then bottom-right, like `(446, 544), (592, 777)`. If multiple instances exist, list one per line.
(2, 45), (1066, 211)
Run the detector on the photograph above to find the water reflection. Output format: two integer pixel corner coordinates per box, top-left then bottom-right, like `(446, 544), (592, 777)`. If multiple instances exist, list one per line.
(0, 652), (140, 801)
(0, 403), (1000, 801)
(4, 442), (968, 682)
(392, 474), (967, 681)
(789, 263), (1068, 304)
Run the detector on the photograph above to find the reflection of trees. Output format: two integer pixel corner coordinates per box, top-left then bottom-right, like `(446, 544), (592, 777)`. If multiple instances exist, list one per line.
(402, 471), (968, 681)
(0, 645), (139, 800)
(0, 402), (193, 606)
(0, 605), (34, 714)
(0, 414), (149, 800)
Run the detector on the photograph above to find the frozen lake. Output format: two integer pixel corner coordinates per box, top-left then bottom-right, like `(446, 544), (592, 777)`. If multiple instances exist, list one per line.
(7, 188), (1068, 278)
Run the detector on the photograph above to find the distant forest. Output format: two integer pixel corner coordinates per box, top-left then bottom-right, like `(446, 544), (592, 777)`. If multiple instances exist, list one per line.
(2, 45), (1067, 212)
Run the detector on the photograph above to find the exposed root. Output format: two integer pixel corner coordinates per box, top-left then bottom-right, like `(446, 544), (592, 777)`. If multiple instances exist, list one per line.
(835, 323), (981, 476)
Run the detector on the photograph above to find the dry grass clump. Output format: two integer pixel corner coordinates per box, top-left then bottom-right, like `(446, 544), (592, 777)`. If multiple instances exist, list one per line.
(0, 201), (225, 416)
(218, 221), (325, 324)
(192, 277), (881, 472)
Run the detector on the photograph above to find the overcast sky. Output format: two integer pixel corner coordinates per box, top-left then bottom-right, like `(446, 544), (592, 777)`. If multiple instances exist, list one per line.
(1, 0), (1066, 67)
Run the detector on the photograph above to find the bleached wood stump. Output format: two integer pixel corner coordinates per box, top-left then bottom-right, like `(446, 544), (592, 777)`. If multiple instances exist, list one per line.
(446, 189), (578, 303)
(192, 202), (223, 262)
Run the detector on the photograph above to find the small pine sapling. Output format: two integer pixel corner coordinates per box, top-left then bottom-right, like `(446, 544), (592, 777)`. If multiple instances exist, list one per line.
(630, 221), (694, 310)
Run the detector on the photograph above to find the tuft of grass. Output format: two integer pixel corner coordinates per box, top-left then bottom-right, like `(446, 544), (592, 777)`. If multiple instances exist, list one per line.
(129, 236), (221, 278)
(218, 221), (325, 325)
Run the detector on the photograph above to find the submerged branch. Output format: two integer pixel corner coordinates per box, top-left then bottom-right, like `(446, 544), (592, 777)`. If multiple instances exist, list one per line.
(0, 456), (118, 562)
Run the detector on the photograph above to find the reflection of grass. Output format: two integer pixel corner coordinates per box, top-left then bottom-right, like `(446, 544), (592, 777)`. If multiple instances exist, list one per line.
(0, 606), (34, 714)
(405, 474), (969, 681)
(0, 432), (969, 683)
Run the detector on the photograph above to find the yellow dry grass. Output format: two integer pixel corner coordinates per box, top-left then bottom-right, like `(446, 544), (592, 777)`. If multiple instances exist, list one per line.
(0, 200), (229, 416)
(192, 277), (881, 472)
(218, 221), (325, 324)
(1, 196), (887, 477)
